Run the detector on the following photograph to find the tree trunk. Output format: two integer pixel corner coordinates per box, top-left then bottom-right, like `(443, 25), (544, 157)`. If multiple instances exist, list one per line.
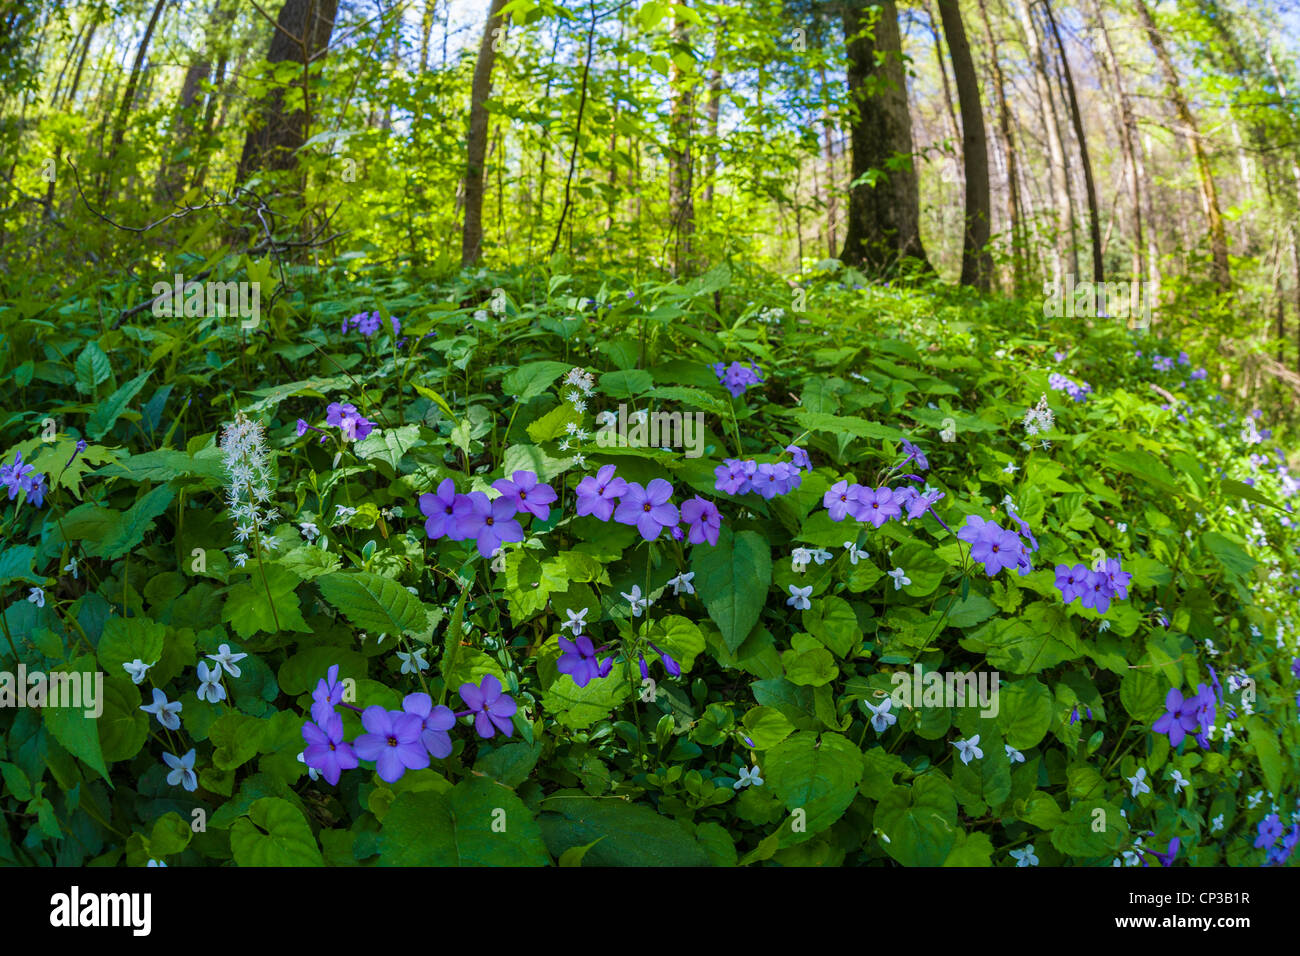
(839, 0), (931, 274)
(1015, 0), (1075, 280)
(1042, 0), (1102, 283)
(937, 0), (992, 290)
(236, 0), (341, 181)
(668, 7), (696, 275)
(103, 0), (168, 196)
(973, 0), (1023, 291)
(461, 0), (508, 266)
(1134, 0), (1231, 290)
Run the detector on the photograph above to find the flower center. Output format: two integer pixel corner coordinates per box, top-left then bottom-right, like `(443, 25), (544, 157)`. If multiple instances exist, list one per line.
(386, 735), (398, 747)
(485, 516), (494, 526)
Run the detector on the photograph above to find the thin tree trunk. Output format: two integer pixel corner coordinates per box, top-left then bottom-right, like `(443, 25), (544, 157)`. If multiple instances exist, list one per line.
(1042, 0), (1101, 283)
(937, 0), (992, 290)
(1015, 0), (1074, 280)
(1134, 0), (1231, 290)
(974, 0), (1023, 290)
(668, 5), (696, 275)
(461, 0), (509, 266)
(103, 0), (168, 197)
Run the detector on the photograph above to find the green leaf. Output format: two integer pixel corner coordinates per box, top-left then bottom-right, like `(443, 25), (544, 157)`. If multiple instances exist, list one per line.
(764, 731), (863, 839)
(96, 616), (166, 675)
(503, 361), (573, 402)
(230, 797), (324, 866)
(87, 370), (153, 440)
(541, 668), (630, 729)
(379, 777), (550, 866)
(86, 485), (175, 561)
(42, 657), (110, 782)
(598, 369), (654, 398)
(75, 341), (112, 394)
(98, 677), (149, 763)
(996, 679), (1053, 748)
(0, 545), (43, 585)
(538, 795), (712, 866)
(875, 774), (959, 866)
(222, 565), (311, 638)
(690, 527), (772, 653)
(1201, 531), (1256, 579)
(355, 424), (424, 470)
(1245, 717), (1284, 799)
(316, 571), (432, 636)
(801, 595), (859, 657)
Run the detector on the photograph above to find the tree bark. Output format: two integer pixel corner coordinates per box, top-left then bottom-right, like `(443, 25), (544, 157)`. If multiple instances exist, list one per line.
(236, 0), (341, 181)
(668, 6), (696, 275)
(1042, 0), (1102, 283)
(1014, 0), (1075, 280)
(461, 0), (509, 266)
(1134, 0), (1231, 290)
(937, 0), (992, 289)
(839, 0), (931, 274)
(974, 0), (1024, 291)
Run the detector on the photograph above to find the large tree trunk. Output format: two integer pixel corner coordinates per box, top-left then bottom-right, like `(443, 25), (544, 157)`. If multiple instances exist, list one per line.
(937, 0), (992, 290)
(461, 0), (508, 267)
(973, 0), (1024, 291)
(1015, 0), (1075, 281)
(1134, 0), (1231, 290)
(236, 0), (340, 181)
(839, 0), (931, 274)
(1042, 0), (1102, 283)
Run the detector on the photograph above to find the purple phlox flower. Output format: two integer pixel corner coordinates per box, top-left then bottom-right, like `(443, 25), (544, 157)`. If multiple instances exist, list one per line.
(352, 706), (429, 783)
(753, 461), (799, 499)
(302, 712), (359, 785)
(1256, 814), (1284, 849)
(453, 490), (524, 559)
(493, 469), (557, 521)
(1070, 706), (1079, 725)
(1208, 664), (1223, 706)
(311, 664), (345, 726)
(1151, 687), (1200, 748)
(0, 452), (35, 500)
(557, 634), (604, 688)
(715, 458), (756, 496)
(647, 641), (681, 677)
(1291, 657), (1300, 680)
(1104, 557), (1131, 600)
(786, 444), (812, 473)
(1177, 351), (1190, 366)
(402, 692), (456, 759)
(960, 517), (1020, 577)
(714, 360), (764, 398)
(1005, 507), (1039, 554)
(419, 478), (459, 540)
(680, 496), (722, 546)
(613, 479), (679, 541)
(823, 480), (865, 522)
(325, 401), (375, 441)
(459, 674), (517, 739)
(575, 464), (628, 522)
(900, 439), (929, 472)
(1143, 837), (1180, 867)
(1078, 569), (1115, 614)
(855, 486), (902, 528)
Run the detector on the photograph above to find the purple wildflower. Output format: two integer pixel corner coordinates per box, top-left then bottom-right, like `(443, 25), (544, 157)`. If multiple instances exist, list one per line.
(352, 706), (429, 783)
(453, 491), (524, 559)
(402, 692), (456, 759)
(680, 496), (722, 546)
(492, 469), (557, 521)
(302, 713), (358, 785)
(613, 479), (679, 541)
(575, 464), (628, 521)
(419, 478), (460, 540)
(459, 674), (517, 739)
